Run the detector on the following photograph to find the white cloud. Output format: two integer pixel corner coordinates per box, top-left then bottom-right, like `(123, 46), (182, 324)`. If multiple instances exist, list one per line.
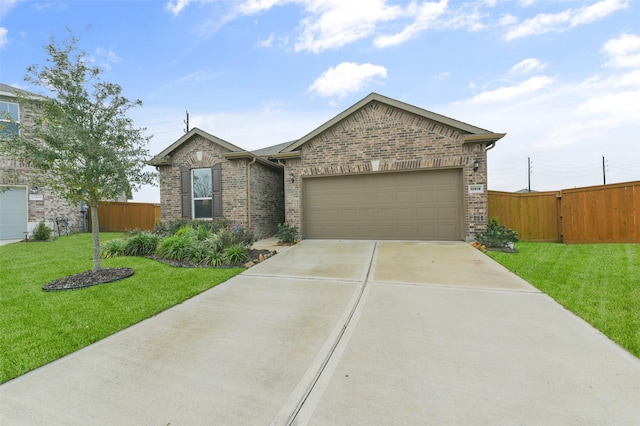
(166, 0), (193, 15)
(464, 76), (555, 104)
(510, 58), (547, 75)
(308, 62), (387, 100)
(294, 0), (403, 53)
(238, 0), (292, 15)
(504, 0), (628, 41)
(0, 27), (7, 48)
(603, 34), (640, 68)
(373, 0), (448, 48)
(499, 14), (518, 26)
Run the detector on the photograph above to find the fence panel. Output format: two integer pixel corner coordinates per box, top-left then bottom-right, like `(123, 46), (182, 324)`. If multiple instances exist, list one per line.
(89, 202), (161, 232)
(488, 191), (561, 242)
(561, 181), (639, 243)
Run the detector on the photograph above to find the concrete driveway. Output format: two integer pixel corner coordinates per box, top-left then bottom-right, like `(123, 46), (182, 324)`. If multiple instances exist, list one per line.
(1, 240), (639, 425)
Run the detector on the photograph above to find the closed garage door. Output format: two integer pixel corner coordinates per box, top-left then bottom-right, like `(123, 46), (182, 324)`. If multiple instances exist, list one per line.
(303, 169), (462, 240)
(0, 187), (28, 240)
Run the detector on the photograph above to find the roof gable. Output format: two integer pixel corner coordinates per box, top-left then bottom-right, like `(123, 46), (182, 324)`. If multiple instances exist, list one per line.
(148, 127), (244, 166)
(281, 93), (503, 153)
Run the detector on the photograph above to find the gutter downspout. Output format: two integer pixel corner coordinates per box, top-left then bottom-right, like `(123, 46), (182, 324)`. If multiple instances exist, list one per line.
(247, 157), (257, 228)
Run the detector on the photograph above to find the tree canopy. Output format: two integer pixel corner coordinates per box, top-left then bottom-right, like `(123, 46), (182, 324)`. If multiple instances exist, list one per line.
(2, 30), (156, 270)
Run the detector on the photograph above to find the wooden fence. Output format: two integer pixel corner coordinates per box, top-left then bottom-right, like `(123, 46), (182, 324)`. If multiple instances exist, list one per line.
(488, 190), (561, 242)
(488, 180), (639, 244)
(88, 202), (161, 232)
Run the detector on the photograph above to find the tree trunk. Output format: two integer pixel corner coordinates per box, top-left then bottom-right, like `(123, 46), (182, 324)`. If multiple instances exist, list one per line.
(90, 202), (101, 271)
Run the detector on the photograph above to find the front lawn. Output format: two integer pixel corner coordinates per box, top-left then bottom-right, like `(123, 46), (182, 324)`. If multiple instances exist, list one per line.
(0, 233), (243, 384)
(488, 242), (640, 358)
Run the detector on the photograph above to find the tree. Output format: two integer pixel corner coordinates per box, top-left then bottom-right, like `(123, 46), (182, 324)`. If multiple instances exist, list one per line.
(2, 30), (155, 271)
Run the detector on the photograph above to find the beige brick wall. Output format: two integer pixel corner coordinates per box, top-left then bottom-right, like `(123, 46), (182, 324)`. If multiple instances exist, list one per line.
(1, 96), (83, 236)
(250, 162), (284, 238)
(158, 135), (247, 225)
(158, 135), (285, 238)
(283, 101), (488, 241)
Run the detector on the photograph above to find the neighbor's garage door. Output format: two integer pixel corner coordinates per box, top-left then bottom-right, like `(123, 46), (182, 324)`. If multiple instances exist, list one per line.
(0, 187), (28, 239)
(303, 169), (462, 240)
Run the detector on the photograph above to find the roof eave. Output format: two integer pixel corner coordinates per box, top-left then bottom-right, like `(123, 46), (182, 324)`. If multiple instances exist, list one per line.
(224, 152), (284, 169)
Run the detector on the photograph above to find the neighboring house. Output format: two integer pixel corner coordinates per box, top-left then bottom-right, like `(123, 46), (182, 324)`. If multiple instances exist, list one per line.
(0, 83), (83, 239)
(150, 93), (505, 241)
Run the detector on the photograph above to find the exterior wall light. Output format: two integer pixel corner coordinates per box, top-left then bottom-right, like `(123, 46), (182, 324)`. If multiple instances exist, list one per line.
(473, 159), (480, 172)
(31, 186), (39, 194)
(290, 173), (295, 183)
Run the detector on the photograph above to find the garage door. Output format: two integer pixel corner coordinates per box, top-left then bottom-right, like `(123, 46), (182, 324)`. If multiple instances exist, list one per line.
(0, 187), (28, 240)
(303, 169), (462, 240)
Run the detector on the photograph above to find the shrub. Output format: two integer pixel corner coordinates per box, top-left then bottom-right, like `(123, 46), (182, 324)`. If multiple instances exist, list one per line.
(101, 239), (127, 258)
(124, 231), (159, 256)
(218, 224), (255, 249)
(156, 233), (196, 262)
(475, 218), (519, 248)
(276, 222), (298, 244)
(153, 218), (232, 237)
(223, 244), (248, 265)
(32, 220), (52, 241)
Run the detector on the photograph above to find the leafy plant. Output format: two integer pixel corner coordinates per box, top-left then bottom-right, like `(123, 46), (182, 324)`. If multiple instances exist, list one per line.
(100, 238), (127, 258)
(223, 244), (248, 265)
(124, 231), (159, 256)
(32, 220), (52, 241)
(475, 218), (519, 248)
(276, 222), (298, 244)
(156, 234), (195, 261)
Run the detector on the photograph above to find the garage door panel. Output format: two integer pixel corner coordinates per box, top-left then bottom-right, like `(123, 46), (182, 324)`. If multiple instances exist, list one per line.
(303, 169), (462, 240)
(0, 187), (28, 240)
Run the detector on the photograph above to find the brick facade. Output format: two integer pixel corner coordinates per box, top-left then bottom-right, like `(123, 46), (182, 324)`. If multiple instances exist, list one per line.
(156, 133), (284, 239)
(282, 101), (489, 241)
(1, 93), (83, 237)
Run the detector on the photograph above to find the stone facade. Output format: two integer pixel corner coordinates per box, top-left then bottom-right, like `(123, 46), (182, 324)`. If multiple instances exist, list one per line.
(1, 91), (83, 237)
(282, 101), (489, 241)
(156, 133), (284, 239)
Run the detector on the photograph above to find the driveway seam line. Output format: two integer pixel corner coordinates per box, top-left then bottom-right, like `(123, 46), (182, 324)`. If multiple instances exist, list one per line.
(368, 280), (542, 294)
(284, 241), (378, 426)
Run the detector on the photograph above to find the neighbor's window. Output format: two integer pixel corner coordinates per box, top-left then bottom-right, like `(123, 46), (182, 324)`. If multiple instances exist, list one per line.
(192, 167), (213, 219)
(0, 101), (20, 136)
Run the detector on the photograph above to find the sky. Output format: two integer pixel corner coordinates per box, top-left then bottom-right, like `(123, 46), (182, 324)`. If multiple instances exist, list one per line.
(1, 0), (639, 203)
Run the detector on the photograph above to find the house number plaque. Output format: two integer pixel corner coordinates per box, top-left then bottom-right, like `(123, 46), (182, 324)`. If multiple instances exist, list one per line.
(468, 184), (484, 194)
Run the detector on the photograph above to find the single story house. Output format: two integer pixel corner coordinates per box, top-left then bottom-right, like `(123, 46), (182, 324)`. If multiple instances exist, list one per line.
(149, 93), (505, 241)
(0, 83), (83, 240)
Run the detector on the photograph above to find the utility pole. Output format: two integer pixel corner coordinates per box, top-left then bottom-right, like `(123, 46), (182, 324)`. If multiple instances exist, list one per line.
(602, 156), (606, 185)
(528, 157), (531, 192)
(184, 110), (190, 133)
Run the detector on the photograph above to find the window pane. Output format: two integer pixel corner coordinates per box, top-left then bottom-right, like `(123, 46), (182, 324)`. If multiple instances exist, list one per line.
(194, 199), (213, 219)
(8, 103), (19, 121)
(0, 102), (19, 121)
(192, 168), (212, 198)
(0, 122), (19, 136)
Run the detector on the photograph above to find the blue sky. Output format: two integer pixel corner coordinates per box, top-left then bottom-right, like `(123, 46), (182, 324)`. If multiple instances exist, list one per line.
(1, 0), (639, 202)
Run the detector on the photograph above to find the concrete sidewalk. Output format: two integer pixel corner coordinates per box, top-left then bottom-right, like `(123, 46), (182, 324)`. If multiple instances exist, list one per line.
(1, 240), (639, 425)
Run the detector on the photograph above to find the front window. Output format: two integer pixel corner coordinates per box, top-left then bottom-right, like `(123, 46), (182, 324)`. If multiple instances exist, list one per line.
(192, 168), (213, 219)
(0, 101), (20, 136)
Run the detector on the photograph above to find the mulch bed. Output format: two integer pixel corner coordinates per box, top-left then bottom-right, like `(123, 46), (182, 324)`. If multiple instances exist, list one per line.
(41, 249), (276, 292)
(42, 268), (134, 292)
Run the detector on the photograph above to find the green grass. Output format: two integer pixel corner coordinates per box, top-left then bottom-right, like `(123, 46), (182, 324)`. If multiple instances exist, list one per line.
(488, 242), (640, 358)
(0, 233), (243, 384)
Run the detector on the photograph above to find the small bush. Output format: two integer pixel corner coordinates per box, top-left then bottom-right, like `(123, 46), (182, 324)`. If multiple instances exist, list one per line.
(224, 244), (248, 265)
(156, 234), (195, 261)
(276, 222), (298, 244)
(153, 218), (232, 237)
(32, 220), (52, 241)
(218, 224), (255, 249)
(101, 239), (127, 258)
(124, 231), (159, 256)
(475, 218), (519, 248)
